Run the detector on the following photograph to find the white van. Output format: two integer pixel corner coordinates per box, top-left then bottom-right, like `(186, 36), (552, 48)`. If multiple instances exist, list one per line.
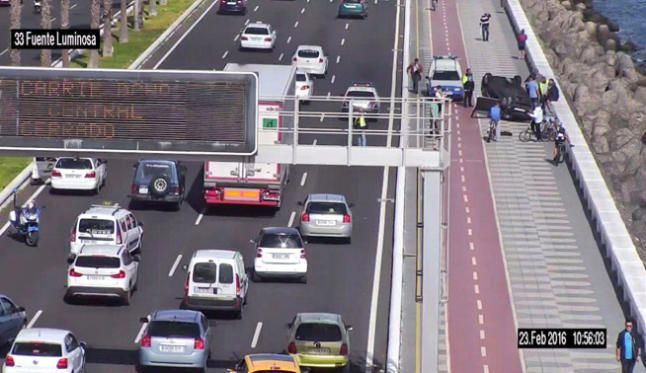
(69, 203), (144, 259)
(182, 250), (248, 319)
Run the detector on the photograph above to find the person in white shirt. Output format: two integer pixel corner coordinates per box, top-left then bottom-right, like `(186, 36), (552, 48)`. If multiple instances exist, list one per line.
(528, 105), (543, 141)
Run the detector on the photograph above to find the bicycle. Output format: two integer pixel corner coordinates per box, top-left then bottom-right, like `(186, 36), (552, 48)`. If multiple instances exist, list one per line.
(519, 119), (555, 142)
(486, 120), (497, 143)
(554, 142), (574, 165)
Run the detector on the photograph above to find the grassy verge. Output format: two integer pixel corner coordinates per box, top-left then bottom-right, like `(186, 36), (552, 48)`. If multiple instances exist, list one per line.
(72, 0), (197, 68)
(0, 0), (197, 195)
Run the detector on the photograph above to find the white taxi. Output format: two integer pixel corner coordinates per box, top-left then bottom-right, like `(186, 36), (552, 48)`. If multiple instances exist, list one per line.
(51, 157), (107, 193)
(240, 22), (276, 50)
(65, 244), (140, 305)
(3, 328), (87, 373)
(292, 45), (328, 76)
(295, 71), (313, 102)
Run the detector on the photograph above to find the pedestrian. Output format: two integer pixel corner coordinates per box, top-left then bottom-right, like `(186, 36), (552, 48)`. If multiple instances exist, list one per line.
(431, 0), (438, 11)
(528, 105), (543, 141)
(480, 13), (491, 42)
(525, 75), (539, 109)
(617, 319), (643, 373)
(538, 76), (548, 109)
(462, 68), (475, 107)
(354, 114), (367, 147)
(545, 78), (560, 115)
(517, 29), (528, 59)
(489, 102), (502, 141)
(406, 58), (424, 94)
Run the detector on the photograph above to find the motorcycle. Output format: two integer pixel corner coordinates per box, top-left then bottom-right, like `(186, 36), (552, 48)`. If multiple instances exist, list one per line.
(34, 0), (41, 13)
(8, 189), (41, 247)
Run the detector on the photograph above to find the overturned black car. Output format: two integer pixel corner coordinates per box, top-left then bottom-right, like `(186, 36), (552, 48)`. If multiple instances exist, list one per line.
(480, 73), (533, 121)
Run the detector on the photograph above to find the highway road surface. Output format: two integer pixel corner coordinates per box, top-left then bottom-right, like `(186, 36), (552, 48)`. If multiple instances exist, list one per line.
(0, 0), (119, 66)
(0, 0), (402, 372)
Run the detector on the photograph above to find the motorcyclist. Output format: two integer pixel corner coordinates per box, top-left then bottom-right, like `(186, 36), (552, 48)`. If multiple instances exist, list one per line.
(24, 201), (38, 217)
(553, 124), (569, 162)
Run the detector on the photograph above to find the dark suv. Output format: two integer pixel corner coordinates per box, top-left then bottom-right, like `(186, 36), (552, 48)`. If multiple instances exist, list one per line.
(129, 160), (187, 210)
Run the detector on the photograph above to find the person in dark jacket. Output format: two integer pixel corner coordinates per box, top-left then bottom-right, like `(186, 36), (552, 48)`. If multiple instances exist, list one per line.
(617, 319), (643, 373)
(462, 69), (475, 107)
(545, 78), (559, 115)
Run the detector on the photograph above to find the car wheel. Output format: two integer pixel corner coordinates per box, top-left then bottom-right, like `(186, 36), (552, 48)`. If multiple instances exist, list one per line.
(345, 236), (352, 245)
(300, 275), (307, 284)
(122, 290), (131, 306)
(252, 270), (262, 282)
(236, 305), (243, 320)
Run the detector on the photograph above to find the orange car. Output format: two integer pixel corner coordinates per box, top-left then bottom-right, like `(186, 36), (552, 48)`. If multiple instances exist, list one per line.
(228, 353), (301, 373)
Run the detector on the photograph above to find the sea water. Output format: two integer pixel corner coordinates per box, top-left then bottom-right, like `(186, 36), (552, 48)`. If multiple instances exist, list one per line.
(592, 0), (646, 67)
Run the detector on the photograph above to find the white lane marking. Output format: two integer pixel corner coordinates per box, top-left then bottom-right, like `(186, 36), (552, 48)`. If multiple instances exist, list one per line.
(461, 185), (466, 193)
(465, 206), (470, 214)
(251, 322), (263, 348)
(234, 34), (240, 41)
(222, 50), (229, 59)
(336, 55), (341, 64)
(467, 228), (472, 236)
(340, 38), (345, 46)
(481, 346), (487, 357)
(300, 7), (305, 14)
(153, 0), (221, 68)
(168, 254), (183, 277)
(253, 5), (259, 12)
(0, 48), (8, 56)
(331, 75), (336, 84)
(319, 113), (325, 122)
(469, 242), (475, 251)
(195, 213), (204, 225)
(473, 271), (478, 281)
(245, 19), (250, 25)
(327, 91), (331, 98)
(366, 0), (401, 367)
(312, 139), (318, 145)
(471, 256), (477, 266)
(463, 194), (468, 203)
(300, 172), (308, 186)
(345, 23), (349, 30)
(27, 310), (43, 328)
(287, 36), (292, 44)
(474, 284), (480, 294)
(70, 3), (77, 9)
(478, 314), (484, 325)
(134, 321), (148, 344)
(278, 52), (284, 61)
(480, 329), (486, 340)
(460, 174), (465, 183)
(477, 300), (483, 310)
(466, 216), (471, 224)
(0, 184), (47, 237)
(484, 365), (490, 373)
(288, 211), (296, 227)
(294, 21), (299, 28)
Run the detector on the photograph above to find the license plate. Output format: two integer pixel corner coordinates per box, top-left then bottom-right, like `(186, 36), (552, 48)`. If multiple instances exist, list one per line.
(194, 287), (216, 294)
(139, 187), (148, 194)
(160, 345), (185, 353)
(317, 220), (335, 226)
(272, 253), (290, 260)
(309, 347), (331, 354)
(87, 275), (105, 280)
(66, 174), (81, 178)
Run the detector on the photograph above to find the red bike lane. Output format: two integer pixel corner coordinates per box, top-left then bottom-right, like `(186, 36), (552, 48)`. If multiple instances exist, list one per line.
(430, 1), (524, 372)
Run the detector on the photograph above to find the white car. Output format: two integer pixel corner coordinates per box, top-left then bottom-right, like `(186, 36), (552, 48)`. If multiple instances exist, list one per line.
(3, 328), (87, 373)
(295, 71), (314, 101)
(69, 203), (144, 258)
(292, 45), (328, 76)
(342, 81), (381, 113)
(50, 157), (107, 193)
(240, 22), (276, 50)
(252, 227), (307, 283)
(65, 244), (140, 305)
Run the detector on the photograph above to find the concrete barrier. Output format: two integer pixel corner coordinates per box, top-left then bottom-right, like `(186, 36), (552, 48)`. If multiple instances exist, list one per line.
(0, 166), (34, 209)
(504, 0), (646, 343)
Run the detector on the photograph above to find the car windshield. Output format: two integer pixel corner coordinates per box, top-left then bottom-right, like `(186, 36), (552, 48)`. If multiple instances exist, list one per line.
(260, 233), (303, 248)
(307, 202), (347, 215)
(245, 27), (269, 35)
(296, 73), (308, 82)
(295, 323), (342, 342)
(344, 0), (362, 3)
(148, 321), (200, 339)
(56, 158), (93, 169)
(78, 219), (115, 235)
(298, 49), (320, 58)
(432, 70), (460, 81)
(135, 162), (177, 184)
(346, 90), (375, 98)
(12, 342), (62, 357)
(192, 262), (217, 284)
(75, 256), (120, 268)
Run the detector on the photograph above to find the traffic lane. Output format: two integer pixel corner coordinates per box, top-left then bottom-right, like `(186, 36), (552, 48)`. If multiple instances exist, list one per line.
(0, 0), (120, 65)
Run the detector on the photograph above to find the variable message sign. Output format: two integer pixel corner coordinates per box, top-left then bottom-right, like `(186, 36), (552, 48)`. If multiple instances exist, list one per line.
(0, 67), (258, 155)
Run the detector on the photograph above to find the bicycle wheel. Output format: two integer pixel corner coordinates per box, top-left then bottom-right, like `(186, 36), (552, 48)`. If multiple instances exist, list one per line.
(487, 126), (493, 143)
(519, 128), (531, 142)
(541, 128), (554, 142)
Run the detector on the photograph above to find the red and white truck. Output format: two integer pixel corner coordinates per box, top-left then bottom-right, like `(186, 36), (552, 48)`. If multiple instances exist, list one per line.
(203, 63), (295, 208)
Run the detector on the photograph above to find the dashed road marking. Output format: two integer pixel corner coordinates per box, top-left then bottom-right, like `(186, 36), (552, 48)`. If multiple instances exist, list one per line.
(465, 206), (470, 214)
(477, 300), (482, 310)
(481, 346), (487, 357)
(168, 254), (183, 277)
(70, 3), (77, 9)
(234, 34), (240, 41)
(222, 50), (229, 59)
(469, 242), (475, 251)
(480, 329), (485, 340)
(461, 175), (465, 183)
(466, 216), (471, 224)
(320, 113), (325, 122)
(473, 271), (478, 281)
(336, 55), (341, 64)
(331, 75), (336, 84)
(467, 228), (472, 236)
(484, 365), (490, 373)
(300, 172), (308, 186)
(251, 322), (263, 348)
(287, 36), (292, 44)
(461, 185), (466, 193)
(288, 211), (296, 227)
(474, 284), (480, 294)
(254, 5), (259, 11)
(245, 19), (250, 25)
(294, 21), (299, 28)
(341, 38), (345, 46)
(27, 310), (42, 328)
(463, 194), (468, 203)
(345, 23), (349, 30)
(300, 7), (305, 14)
(195, 213), (204, 225)
(278, 52), (284, 61)
(478, 314), (484, 325)
(472, 256), (477, 266)
(0, 48), (8, 56)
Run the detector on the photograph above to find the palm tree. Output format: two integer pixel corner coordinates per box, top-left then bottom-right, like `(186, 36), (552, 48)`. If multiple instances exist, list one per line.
(40, 0), (52, 66)
(61, 0), (70, 66)
(9, 0), (21, 66)
(134, 0), (142, 32)
(149, 0), (156, 17)
(102, 0), (113, 57)
(119, 0), (128, 43)
(88, 0), (100, 67)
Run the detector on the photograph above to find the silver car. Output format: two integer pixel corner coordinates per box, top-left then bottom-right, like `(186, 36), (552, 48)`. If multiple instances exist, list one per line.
(138, 309), (211, 372)
(0, 295), (27, 347)
(298, 194), (353, 242)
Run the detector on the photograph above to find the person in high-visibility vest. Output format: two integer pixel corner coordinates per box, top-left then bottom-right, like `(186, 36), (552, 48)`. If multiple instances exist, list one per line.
(354, 115), (367, 147)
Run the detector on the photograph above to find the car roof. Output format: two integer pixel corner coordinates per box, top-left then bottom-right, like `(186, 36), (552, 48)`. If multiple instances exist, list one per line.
(191, 249), (238, 260)
(151, 309), (201, 322)
(56, 157), (94, 161)
(139, 159), (176, 166)
(296, 45), (323, 51)
(245, 22), (271, 29)
(307, 193), (346, 203)
(261, 227), (300, 235)
(81, 204), (124, 217)
(246, 353), (299, 370)
(78, 244), (123, 256)
(15, 328), (71, 344)
(297, 312), (343, 324)
(432, 56), (460, 71)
